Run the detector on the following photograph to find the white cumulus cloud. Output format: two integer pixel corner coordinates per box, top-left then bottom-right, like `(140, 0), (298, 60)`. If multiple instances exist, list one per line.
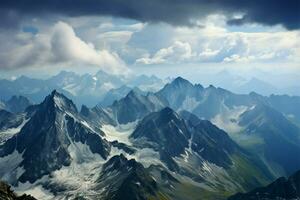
(135, 41), (195, 64)
(0, 21), (129, 75)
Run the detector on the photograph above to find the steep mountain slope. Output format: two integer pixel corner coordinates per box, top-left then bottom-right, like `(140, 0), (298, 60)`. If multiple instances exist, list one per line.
(131, 107), (191, 172)
(157, 76), (300, 124)
(93, 154), (166, 200)
(228, 170), (300, 200)
(108, 89), (168, 124)
(0, 90), (110, 184)
(80, 104), (117, 127)
(157, 77), (255, 119)
(237, 103), (300, 176)
(268, 94), (300, 124)
(131, 108), (273, 196)
(156, 77), (204, 111)
(156, 77), (300, 177)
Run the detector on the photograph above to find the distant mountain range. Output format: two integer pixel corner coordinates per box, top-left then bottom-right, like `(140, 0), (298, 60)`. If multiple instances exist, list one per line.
(1, 70), (299, 109)
(201, 70), (300, 96)
(0, 70), (166, 107)
(0, 76), (300, 200)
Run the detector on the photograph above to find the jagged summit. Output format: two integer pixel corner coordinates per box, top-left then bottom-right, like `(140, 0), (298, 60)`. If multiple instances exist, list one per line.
(160, 106), (175, 114)
(109, 88), (166, 124)
(131, 107), (190, 158)
(171, 76), (193, 87)
(46, 90), (78, 113)
(207, 84), (216, 89)
(126, 88), (143, 98)
(96, 154), (159, 200)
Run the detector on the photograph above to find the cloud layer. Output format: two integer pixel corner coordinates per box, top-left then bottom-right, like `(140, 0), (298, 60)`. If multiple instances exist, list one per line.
(1, 0), (299, 29)
(136, 41), (195, 64)
(134, 20), (300, 65)
(0, 21), (128, 75)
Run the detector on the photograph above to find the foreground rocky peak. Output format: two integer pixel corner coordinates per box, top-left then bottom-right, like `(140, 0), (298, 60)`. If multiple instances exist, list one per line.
(0, 90), (110, 184)
(109, 89), (167, 124)
(95, 154), (160, 200)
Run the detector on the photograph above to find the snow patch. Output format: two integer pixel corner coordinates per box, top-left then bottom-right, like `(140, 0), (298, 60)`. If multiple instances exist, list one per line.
(0, 118), (29, 144)
(101, 121), (137, 145)
(182, 133), (195, 162)
(16, 178), (54, 200)
(80, 120), (98, 134)
(199, 160), (239, 190)
(127, 148), (165, 168)
(45, 117), (106, 199)
(0, 150), (24, 183)
(211, 103), (248, 133)
(53, 95), (68, 110)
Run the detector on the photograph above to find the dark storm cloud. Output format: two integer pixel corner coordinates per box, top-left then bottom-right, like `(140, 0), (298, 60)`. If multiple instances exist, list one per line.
(0, 0), (299, 29)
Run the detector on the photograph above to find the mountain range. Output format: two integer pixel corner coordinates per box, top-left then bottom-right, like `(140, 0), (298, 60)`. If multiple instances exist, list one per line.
(0, 76), (300, 200)
(0, 71), (165, 107)
(1, 70), (299, 109)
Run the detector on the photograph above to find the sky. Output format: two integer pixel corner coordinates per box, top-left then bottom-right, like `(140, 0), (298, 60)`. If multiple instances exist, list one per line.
(0, 0), (299, 87)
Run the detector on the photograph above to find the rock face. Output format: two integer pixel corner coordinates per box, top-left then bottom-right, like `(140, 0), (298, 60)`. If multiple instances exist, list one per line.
(157, 77), (256, 119)
(131, 108), (272, 190)
(80, 104), (117, 127)
(239, 103), (300, 175)
(132, 107), (238, 167)
(0, 181), (36, 200)
(157, 77), (203, 111)
(109, 89), (167, 124)
(94, 154), (160, 200)
(0, 90), (110, 184)
(156, 77), (300, 177)
(228, 170), (300, 200)
(131, 107), (191, 158)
